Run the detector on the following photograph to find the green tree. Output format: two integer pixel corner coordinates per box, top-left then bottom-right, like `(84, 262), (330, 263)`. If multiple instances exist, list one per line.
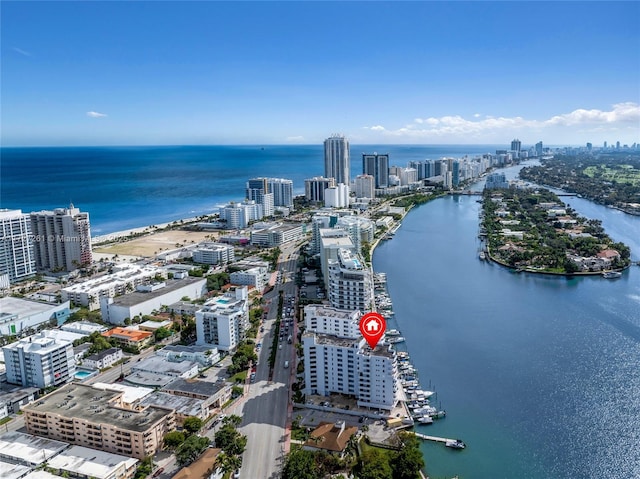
(163, 430), (185, 449)
(282, 448), (320, 479)
(357, 448), (392, 479)
(214, 422), (247, 456)
(154, 327), (172, 342)
(183, 416), (204, 435)
(222, 414), (242, 428)
(390, 433), (425, 479)
(213, 451), (242, 476)
(175, 435), (210, 466)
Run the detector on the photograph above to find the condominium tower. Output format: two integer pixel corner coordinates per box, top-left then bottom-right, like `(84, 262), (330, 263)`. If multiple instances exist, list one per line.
(324, 135), (350, 185)
(0, 209), (36, 285)
(29, 204), (92, 272)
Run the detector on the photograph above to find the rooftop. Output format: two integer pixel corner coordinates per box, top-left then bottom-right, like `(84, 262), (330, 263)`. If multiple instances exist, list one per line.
(22, 383), (172, 432)
(0, 431), (68, 466)
(161, 345), (215, 354)
(138, 319), (173, 330)
(308, 332), (360, 348)
(62, 264), (160, 294)
(133, 356), (199, 376)
(21, 471), (60, 479)
(102, 327), (152, 342)
(124, 371), (176, 388)
(2, 331), (73, 354)
(304, 305), (359, 319)
(91, 382), (153, 404)
(0, 297), (57, 320)
(304, 421), (358, 453)
(85, 347), (121, 362)
(163, 378), (228, 397)
(173, 448), (221, 479)
(47, 445), (138, 479)
(0, 461), (32, 479)
(61, 321), (107, 334)
(139, 391), (204, 417)
(110, 278), (206, 307)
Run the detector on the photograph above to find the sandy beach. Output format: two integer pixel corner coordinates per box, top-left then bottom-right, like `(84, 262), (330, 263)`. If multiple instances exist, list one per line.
(92, 217), (223, 258)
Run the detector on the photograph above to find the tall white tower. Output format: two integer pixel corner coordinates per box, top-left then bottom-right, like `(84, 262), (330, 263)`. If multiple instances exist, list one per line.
(324, 134), (350, 185)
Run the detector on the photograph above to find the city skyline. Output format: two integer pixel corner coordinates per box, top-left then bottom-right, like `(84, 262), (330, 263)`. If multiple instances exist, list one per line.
(2, 2), (639, 147)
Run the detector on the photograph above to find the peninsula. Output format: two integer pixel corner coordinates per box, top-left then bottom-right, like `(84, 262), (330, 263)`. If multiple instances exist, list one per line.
(481, 187), (631, 274)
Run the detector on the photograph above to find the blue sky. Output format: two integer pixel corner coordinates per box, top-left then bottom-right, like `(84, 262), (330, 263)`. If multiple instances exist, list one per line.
(2, 1), (639, 146)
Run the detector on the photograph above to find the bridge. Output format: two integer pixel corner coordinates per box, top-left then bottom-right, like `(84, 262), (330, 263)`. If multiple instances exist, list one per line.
(449, 191), (578, 197)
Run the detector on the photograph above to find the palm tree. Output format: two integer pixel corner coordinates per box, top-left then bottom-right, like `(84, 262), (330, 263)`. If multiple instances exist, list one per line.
(213, 452), (242, 476)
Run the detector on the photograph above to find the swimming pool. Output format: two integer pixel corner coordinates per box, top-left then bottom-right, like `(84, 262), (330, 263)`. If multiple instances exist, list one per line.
(75, 370), (93, 379)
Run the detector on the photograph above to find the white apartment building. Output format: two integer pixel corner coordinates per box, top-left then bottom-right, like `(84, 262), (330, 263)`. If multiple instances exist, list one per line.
(29, 204), (92, 272)
(324, 183), (350, 208)
(302, 332), (399, 410)
(354, 174), (375, 199)
(0, 209), (36, 284)
(61, 320), (108, 335)
(195, 287), (249, 352)
(2, 331), (76, 388)
(250, 222), (305, 247)
(99, 277), (207, 325)
(229, 266), (268, 291)
(324, 134), (350, 185)
(336, 216), (375, 252)
(303, 305), (361, 338)
(61, 263), (164, 310)
(192, 242), (235, 265)
(82, 347), (123, 370)
(267, 178), (294, 208)
(319, 229), (355, 290)
(219, 200), (263, 229)
(327, 249), (374, 313)
(305, 177), (336, 203)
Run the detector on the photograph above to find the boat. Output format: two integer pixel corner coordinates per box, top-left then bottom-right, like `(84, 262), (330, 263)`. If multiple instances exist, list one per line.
(386, 329), (401, 336)
(479, 251), (486, 260)
(445, 439), (466, 449)
(418, 416), (434, 424)
(388, 336), (405, 344)
(602, 271), (622, 279)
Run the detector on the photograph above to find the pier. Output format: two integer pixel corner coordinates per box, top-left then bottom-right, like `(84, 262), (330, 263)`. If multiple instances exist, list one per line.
(413, 432), (458, 443)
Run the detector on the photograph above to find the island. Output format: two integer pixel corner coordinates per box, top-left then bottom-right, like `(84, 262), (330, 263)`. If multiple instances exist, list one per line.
(480, 187), (631, 275)
(519, 153), (640, 215)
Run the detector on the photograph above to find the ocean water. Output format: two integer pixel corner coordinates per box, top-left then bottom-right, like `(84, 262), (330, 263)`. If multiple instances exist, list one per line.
(1, 144), (500, 234)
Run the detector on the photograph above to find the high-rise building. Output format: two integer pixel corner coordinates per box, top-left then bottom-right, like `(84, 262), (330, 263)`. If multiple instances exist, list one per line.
(510, 139), (522, 158)
(2, 331), (76, 388)
(305, 176), (335, 203)
(324, 135), (350, 185)
(354, 174), (375, 199)
(267, 178), (294, 208)
(219, 200), (263, 229)
(362, 153), (389, 188)
(335, 216), (375, 252)
(30, 204), (92, 272)
(0, 209), (36, 284)
(324, 183), (350, 208)
(327, 248), (374, 312)
(195, 287), (249, 352)
(535, 141), (544, 156)
(246, 178), (274, 217)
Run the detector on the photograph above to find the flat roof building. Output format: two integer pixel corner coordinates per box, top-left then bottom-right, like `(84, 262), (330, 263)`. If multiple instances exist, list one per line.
(0, 297), (71, 336)
(195, 287), (249, 352)
(162, 378), (232, 410)
(138, 391), (208, 424)
(61, 320), (107, 335)
(192, 242), (235, 265)
(101, 327), (153, 351)
(22, 383), (175, 459)
(0, 431), (68, 467)
(47, 445), (139, 479)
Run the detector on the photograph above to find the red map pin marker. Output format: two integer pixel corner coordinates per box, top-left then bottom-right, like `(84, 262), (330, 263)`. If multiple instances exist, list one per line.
(359, 312), (386, 349)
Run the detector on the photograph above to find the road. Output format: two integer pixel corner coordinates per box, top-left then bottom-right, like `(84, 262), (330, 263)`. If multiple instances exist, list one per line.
(236, 242), (301, 479)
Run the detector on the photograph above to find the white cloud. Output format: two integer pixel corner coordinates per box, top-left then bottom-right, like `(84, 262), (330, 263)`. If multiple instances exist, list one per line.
(86, 111), (107, 118)
(366, 103), (639, 142)
(12, 47), (31, 57)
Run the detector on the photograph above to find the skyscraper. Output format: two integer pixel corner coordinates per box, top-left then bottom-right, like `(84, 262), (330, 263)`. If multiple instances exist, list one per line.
(362, 153), (389, 188)
(305, 177), (335, 203)
(30, 204), (92, 272)
(246, 178), (274, 217)
(510, 139), (522, 158)
(535, 141), (543, 156)
(354, 174), (375, 199)
(0, 209), (36, 284)
(324, 135), (350, 185)
(267, 178), (294, 208)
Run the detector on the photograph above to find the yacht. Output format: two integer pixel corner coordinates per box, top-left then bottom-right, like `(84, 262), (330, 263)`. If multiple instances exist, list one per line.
(479, 251), (486, 260)
(602, 271), (622, 279)
(386, 329), (401, 336)
(445, 439), (466, 449)
(388, 336), (405, 344)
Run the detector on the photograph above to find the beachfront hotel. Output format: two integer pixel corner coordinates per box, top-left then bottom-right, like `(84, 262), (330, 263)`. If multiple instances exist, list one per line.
(22, 383), (175, 459)
(0, 209), (36, 286)
(29, 204), (92, 272)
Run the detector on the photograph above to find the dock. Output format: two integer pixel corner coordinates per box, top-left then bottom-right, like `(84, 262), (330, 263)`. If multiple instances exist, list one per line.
(413, 432), (456, 443)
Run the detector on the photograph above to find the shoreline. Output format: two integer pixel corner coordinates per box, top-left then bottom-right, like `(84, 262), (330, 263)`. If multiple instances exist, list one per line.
(91, 216), (203, 245)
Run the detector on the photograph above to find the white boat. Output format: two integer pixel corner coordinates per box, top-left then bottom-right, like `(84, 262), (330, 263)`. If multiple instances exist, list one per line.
(386, 329), (401, 336)
(602, 271), (622, 279)
(415, 389), (436, 399)
(479, 251), (486, 260)
(388, 336), (405, 344)
(445, 439), (466, 449)
(418, 416), (433, 424)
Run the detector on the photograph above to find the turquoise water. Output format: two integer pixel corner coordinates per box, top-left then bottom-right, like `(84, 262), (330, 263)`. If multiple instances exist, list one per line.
(75, 370), (92, 379)
(373, 170), (640, 478)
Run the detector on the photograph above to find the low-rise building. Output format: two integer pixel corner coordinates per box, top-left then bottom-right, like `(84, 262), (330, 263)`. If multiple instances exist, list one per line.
(61, 320), (107, 335)
(138, 320), (173, 332)
(155, 345), (220, 366)
(162, 378), (232, 411)
(229, 266), (268, 291)
(131, 356), (199, 380)
(0, 431), (68, 467)
(249, 223), (305, 247)
(47, 445), (139, 479)
(100, 278), (207, 325)
(61, 264), (164, 311)
(101, 327), (153, 351)
(22, 383), (176, 459)
(0, 461), (32, 479)
(82, 348), (123, 370)
(302, 421), (358, 457)
(192, 242), (235, 265)
(0, 385), (39, 419)
(138, 391), (208, 425)
(0, 297), (71, 336)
